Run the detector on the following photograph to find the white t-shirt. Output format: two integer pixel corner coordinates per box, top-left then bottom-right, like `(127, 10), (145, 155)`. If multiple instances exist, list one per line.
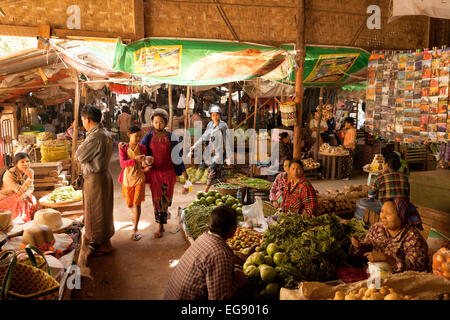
(309, 119), (327, 138)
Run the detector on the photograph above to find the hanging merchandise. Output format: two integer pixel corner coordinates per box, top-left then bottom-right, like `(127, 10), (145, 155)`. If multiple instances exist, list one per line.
(280, 101), (297, 127)
(176, 93), (194, 109)
(365, 47), (449, 143)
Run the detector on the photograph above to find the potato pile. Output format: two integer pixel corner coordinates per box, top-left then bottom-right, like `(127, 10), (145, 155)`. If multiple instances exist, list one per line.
(302, 158), (320, 170)
(319, 143), (349, 156)
(330, 286), (419, 300)
(316, 185), (370, 215)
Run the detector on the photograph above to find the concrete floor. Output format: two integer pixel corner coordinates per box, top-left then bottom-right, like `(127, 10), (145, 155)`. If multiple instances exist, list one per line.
(71, 150), (368, 300)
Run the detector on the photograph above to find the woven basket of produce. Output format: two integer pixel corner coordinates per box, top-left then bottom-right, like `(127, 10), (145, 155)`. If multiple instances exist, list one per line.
(213, 183), (244, 197)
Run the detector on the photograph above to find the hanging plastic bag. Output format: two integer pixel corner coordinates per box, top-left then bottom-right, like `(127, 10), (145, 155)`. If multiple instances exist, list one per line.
(182, 180), (193, 194)
(242, 196), (267, 233)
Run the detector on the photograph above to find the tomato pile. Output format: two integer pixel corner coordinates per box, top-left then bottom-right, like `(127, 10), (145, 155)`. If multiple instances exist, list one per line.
(227, 227), (263, 251)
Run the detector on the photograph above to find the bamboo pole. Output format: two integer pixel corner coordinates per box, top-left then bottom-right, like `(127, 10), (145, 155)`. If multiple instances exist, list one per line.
(228, 83), (232, 128)
(71, 74), (81, 183)
(168, 84), (173, 131)
(315, 87), (324, 161)
(238, 88), (241, 120)
(184, 86), (191, 132)
(0, 78), (135, 92)
(251, 78), (260, 178)
(293, 0), (306, 159)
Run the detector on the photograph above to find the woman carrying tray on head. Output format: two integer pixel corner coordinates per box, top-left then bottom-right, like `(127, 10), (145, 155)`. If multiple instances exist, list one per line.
(0, 153), (37, 223)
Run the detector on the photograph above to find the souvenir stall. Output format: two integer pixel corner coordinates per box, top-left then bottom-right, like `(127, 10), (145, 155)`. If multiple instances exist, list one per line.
(363, 47), (450, 239)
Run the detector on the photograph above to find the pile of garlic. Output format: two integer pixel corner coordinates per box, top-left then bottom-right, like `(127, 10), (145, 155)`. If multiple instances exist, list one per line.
(329, 286), (419, 300)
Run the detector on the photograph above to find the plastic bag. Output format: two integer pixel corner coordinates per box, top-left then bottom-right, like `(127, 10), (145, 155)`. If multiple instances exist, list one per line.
(182, 180), (192, 194)
(242, 196), (267, 233)
(40, 144), (70, 162)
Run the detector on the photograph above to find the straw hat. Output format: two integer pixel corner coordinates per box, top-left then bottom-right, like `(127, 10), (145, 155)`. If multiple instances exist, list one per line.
(2, 232), (73, 253)
(23, 209), (72, 233)
(0, 209), (23, 237)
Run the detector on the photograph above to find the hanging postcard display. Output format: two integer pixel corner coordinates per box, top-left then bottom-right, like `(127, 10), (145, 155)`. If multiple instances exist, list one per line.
(365, 47), (449, 143)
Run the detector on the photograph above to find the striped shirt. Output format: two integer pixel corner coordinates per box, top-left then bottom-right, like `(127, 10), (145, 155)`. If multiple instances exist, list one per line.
(281, 177), (318, 216)
(269, 172), (288, 202)
(164, 232), (240, 300)
(370, 172), (410, 202)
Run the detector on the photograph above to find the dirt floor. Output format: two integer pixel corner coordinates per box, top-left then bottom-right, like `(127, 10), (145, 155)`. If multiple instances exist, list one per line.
(71, 150), (367, 300)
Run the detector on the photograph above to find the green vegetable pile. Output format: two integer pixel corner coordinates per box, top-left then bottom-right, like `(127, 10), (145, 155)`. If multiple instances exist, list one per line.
(260, 213), (367, 289)
(232, 177), (272, 190)
(43, 186), (82, 203)
(182, 205), (214, 240)
(213, 183), (241, 190)
(180, 167), (209, 184)
(343, 218), (369, 241)
(182, 190), (244, 239)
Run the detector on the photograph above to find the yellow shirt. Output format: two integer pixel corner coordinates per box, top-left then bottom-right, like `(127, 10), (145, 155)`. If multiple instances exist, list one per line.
(343, 127), (356, 150)
(123, 144), (146, 187)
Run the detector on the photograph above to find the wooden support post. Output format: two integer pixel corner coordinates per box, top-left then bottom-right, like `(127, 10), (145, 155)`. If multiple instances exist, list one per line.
(184, 86), (191, 132)
(71, 74), (81, 183)
(37, 25), (50, 50)
(293, 0), (306, 159)
(251, 79), (259, 178)
(238, 89), (241, 120)
(228, 83), (233, 128)
(315, 87), (324, 161)
(168, 84), (174, 131)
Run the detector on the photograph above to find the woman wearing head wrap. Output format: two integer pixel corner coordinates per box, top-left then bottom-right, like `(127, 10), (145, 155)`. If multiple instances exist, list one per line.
(350, 197), (429, 273)
(141, 108), (189, 238)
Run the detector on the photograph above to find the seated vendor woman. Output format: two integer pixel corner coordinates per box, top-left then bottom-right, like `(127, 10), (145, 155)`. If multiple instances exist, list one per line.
(0, 152), (37, 223)
(280, 159), (318, 216)
(269, 158), (291, 208)
(350, 198), (428, 273)
(370, 152), (410, 202)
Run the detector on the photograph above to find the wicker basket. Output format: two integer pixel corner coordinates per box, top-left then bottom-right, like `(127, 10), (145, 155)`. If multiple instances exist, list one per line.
(280, 101), (297, 127)
(213, 184), (245, 198)
(1, 250), (59, 300)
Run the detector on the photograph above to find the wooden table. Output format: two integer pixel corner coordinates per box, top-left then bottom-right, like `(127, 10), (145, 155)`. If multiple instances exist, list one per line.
(363, 165), (382, 186)
(320, 153), (348, 180)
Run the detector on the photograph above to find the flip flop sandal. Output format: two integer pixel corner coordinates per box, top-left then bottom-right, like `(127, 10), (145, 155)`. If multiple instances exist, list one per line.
(131, 233), (142, 241)
(154, 232), (163, 239)
(90, 249), (113, 257)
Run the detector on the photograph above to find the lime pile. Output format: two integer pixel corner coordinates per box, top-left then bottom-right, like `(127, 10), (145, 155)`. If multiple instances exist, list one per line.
(242, 243), (287, 299)
(187, 190), (243, 217)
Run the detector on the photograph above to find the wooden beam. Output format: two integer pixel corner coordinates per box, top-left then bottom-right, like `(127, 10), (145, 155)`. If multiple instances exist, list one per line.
(37, 25), (51, 50)
(133, 0), (145, 40)
(71, 73), (80, 183)
(52, 28), (135, 40)
(293, 0), (306, 159)
(0, 24), (37, 37)
(213, 0), (239, 41)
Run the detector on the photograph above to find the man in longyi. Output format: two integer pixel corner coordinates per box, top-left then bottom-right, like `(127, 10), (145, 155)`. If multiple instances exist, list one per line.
(76, 104), (115, 259)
